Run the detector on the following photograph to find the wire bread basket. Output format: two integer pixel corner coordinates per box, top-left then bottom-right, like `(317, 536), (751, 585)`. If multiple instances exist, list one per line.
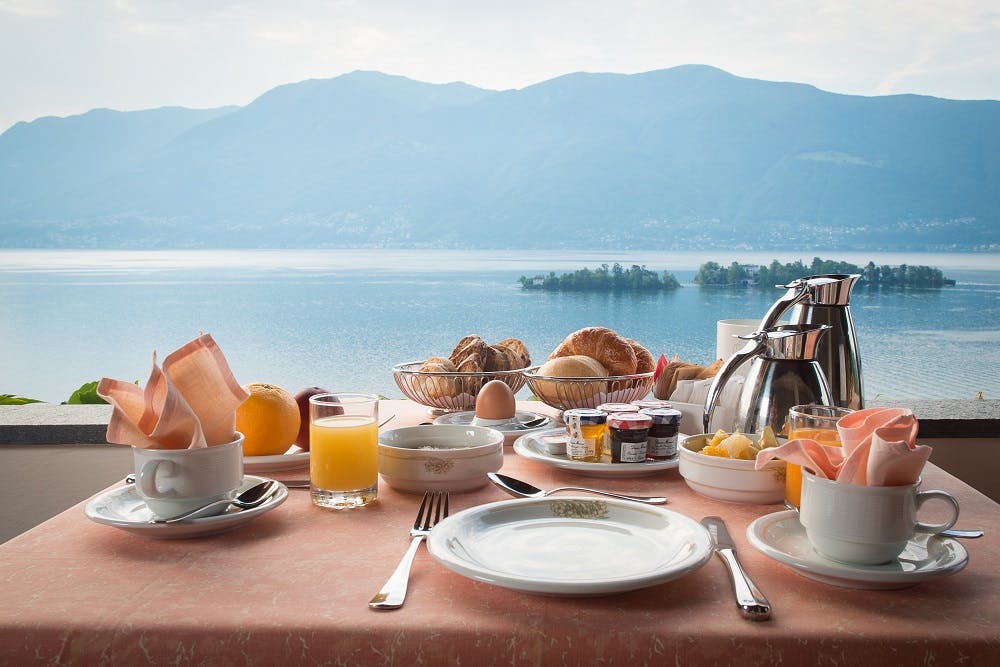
(522, 369), (655, 412)
(392, 361), (529, 413)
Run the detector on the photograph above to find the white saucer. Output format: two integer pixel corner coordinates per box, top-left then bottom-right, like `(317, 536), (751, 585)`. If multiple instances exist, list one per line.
(512, 428), (680, 478)
(85, 475), (288, 539)
(433, 411), (553, 446)
(244, 446), (309, 473)
(746, 510), (969, 590)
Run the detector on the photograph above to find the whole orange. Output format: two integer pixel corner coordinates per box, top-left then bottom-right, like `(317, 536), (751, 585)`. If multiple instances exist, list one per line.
(236, 382), (301, 457)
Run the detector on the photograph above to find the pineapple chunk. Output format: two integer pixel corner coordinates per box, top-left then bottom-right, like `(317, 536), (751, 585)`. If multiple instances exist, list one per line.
(719, 432), (756, 460)
(759, 425), (778, 449)
(707, 429), (729, 448)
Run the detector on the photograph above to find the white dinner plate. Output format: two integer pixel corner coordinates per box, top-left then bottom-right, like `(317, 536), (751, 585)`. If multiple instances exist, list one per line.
(85, 475), (288, 539)
(512, 428), (681, 478)
(243, 446), (309, 473)
(427, 496), (713, 596)
(746, 510), (969, 590)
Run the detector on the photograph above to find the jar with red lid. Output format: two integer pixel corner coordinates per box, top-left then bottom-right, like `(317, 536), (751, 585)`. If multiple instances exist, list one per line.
(607, 412), (652, 463)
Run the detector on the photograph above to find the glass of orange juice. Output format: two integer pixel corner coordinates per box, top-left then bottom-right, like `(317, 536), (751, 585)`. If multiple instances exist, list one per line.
(785, 404), (854, 509)
(309, 393), (379, 509)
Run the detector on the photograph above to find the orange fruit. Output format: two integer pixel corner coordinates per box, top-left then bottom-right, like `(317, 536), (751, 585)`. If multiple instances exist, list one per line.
(236, 382), (301, 457)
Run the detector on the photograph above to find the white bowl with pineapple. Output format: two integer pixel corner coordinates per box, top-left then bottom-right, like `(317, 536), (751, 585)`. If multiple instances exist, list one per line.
(678, 428), (786, 504)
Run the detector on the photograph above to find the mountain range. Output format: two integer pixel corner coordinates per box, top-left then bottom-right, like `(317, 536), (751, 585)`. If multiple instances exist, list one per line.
(1, 65), (998, 250)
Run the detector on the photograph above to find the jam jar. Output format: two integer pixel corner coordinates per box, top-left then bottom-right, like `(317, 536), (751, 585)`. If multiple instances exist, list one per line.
(639, 407), (682, 460)
(563, 408), (607, 463)
(607, 413), (652, 463)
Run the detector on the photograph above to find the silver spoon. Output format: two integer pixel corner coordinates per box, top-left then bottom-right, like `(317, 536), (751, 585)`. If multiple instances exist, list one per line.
(488, 472), (668, 504)
(149, 480), (277, 524)
(940, 528), (984, 539)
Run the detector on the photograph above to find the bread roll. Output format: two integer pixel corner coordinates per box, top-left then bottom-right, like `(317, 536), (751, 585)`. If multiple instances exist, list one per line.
(549, 327), (637, 376)
(483, 345), (510, 372)
(416, 357), (457, 399)
(495, 338), (531, 368)
(533, 355), (608, 405)
(537, 355), (608, 378)
(450, 336), (487, 371)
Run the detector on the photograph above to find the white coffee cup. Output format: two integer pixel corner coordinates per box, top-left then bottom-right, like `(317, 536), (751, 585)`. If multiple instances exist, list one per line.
(133, 433), (245, 520)
(799, 469), (960, 565)
(716, 319), (760, 361)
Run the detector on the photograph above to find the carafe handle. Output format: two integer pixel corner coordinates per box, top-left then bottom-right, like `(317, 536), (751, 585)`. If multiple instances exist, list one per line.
(703, 333), (767, 433)
(758, 280), (811, 330)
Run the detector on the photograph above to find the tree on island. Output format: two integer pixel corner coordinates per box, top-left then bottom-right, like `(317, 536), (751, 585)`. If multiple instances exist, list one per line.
(519, 263), (680, 292)
(695, 257), (951, 288)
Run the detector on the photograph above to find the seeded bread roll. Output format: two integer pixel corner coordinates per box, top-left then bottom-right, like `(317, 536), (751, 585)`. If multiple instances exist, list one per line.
(549, 327), (637, 376)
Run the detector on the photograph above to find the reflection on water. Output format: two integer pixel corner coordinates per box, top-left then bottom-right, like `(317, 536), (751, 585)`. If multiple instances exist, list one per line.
(1, 250), (997, 403)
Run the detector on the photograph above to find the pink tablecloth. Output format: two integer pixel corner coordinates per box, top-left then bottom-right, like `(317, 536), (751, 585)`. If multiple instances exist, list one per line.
(1, 401), (998, 665)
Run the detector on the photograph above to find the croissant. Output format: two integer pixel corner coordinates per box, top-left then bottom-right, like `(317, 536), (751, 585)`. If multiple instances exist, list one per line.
(549, 326), (637, 376)
(626, 338), (655, 374)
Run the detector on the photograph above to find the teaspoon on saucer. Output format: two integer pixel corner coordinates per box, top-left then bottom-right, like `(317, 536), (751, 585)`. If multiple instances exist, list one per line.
(487, 472), (667, 504)
(149, 480), (278, 524)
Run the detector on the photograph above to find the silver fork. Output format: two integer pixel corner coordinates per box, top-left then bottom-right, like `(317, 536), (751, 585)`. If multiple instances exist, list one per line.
(368, 491), (449, 610)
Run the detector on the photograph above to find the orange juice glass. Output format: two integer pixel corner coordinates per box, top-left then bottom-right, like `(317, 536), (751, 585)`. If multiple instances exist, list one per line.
(785, 405), (854, 509)
(309, 393), (379, 509)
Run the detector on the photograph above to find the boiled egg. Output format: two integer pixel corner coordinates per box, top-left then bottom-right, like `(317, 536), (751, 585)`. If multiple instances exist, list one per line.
(475, 380), (517, 422)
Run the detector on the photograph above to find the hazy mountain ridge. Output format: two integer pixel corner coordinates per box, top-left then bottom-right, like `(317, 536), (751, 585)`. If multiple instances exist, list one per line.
(1, 66), (997, 250)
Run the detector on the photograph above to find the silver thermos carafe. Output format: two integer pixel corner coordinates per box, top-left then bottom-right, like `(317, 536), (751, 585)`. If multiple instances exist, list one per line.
(704, 324), (834, 434)
(757, 274), (864, 410)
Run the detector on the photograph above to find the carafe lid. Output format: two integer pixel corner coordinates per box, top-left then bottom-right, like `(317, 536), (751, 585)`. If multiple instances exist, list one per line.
(781, 274), (861, 306)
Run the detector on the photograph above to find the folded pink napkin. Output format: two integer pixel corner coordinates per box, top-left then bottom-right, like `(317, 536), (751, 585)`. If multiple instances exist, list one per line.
(755, 407), (931, 486)
(98, 334), (249, 449)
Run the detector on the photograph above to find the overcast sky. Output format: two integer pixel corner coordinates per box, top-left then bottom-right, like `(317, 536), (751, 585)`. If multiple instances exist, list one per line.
(1, 0), (998, 132)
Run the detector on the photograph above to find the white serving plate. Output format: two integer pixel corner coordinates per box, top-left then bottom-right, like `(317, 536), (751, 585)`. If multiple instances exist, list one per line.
(427, 496), (713, 596)
(746, 510), (969, 590)
(512, 428), (680, 478)
(85, 475), (287, 539)
(243, 446), (309, 473)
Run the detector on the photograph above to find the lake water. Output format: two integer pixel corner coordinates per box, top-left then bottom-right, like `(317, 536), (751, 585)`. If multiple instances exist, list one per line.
(1, 249), (997, 403)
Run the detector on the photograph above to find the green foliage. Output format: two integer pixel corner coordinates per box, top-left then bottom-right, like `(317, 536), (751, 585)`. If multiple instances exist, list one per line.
(64, 381), (108, 405)
(0, 394), (44, 405)
(518, 263), (680, 293)
(695, 257), (951, 288)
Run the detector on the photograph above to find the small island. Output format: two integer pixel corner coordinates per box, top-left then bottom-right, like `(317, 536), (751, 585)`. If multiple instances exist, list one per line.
(519, 263), (680, 292)
(694, 257), (954, 288)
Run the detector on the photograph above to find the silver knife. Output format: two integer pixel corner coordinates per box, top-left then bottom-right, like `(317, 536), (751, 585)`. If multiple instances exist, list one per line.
(700, 516), (771, 621)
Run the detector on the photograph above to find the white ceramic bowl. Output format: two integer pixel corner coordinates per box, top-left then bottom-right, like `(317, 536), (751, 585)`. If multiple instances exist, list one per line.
(678, 433), (786, 504)
(378, 425), (504, 493)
